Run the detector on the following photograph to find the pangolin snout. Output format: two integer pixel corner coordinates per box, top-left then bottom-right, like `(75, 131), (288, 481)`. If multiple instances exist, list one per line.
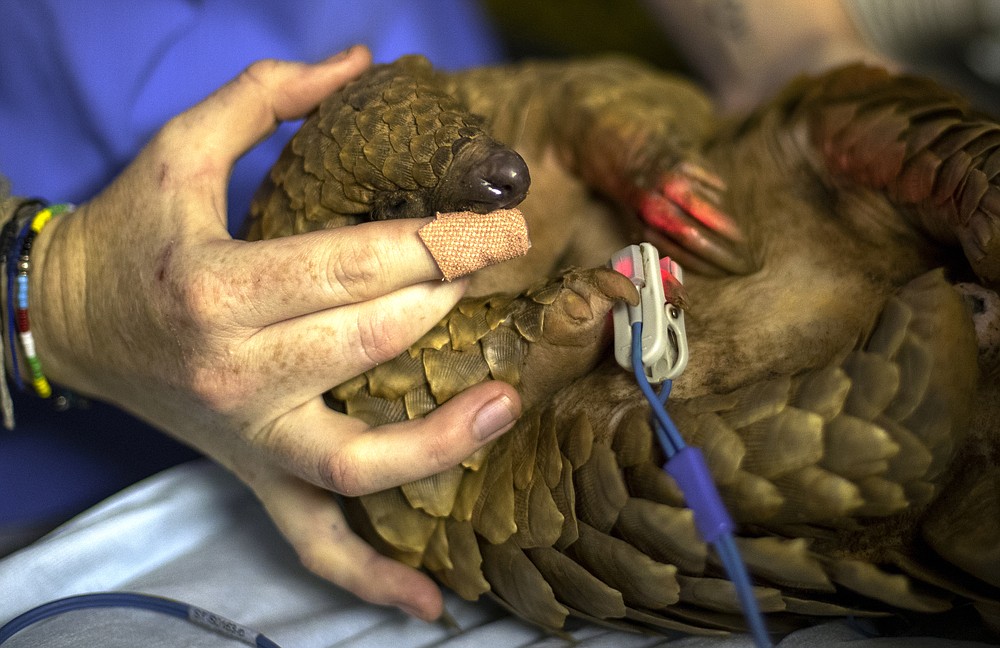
(468, 148), (531, 210)
(440, 141), (531, 213)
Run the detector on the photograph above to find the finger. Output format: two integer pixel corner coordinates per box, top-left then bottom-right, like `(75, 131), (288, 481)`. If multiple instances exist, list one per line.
(252, 471), (443, 620)
(196, 218), (450, 328)
(244, 279), (467, 404)
(179, 45), (372, 166)
(152, 47), (372, 232)
(261, 381), (521, 497)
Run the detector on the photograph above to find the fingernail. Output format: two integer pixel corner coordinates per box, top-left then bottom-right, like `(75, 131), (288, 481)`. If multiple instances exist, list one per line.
(473, 395), (519, 443)
(397, 603), (429, 620)
(327, 44), (362, 64)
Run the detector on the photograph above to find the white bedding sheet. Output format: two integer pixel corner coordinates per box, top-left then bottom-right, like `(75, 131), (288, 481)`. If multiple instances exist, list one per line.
(0, 460), (991, 647)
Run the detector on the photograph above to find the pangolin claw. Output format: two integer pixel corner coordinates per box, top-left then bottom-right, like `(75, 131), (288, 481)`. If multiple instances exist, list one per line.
(638, 164), (755, 277)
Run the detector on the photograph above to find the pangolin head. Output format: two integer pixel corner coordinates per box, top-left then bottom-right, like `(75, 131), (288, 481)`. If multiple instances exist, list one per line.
(247, 55), (530, 239)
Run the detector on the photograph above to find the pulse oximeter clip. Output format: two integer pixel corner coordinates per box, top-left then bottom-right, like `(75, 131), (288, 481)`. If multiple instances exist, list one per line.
(610, 242), (688, 383)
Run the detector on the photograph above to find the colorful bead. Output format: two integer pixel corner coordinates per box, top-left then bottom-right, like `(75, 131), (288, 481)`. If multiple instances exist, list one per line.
(4, 203), (73, 400)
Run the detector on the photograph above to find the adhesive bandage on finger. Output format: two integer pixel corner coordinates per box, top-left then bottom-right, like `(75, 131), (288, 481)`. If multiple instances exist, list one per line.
(418, 208), (531, 280)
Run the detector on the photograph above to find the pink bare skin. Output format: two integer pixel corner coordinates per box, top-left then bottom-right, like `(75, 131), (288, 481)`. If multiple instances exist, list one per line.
(26, 45), (521, 621)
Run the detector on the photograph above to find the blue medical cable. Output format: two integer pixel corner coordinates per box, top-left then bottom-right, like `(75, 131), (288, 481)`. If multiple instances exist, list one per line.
(0, 592), (282, 647)
(631, 321), (773, 648)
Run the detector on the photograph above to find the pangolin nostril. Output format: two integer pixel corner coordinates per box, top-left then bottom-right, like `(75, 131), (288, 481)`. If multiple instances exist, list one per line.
(471, 148), (531, 209)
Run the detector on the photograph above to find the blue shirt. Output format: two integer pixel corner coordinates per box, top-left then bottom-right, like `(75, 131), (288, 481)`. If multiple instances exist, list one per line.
(0, 0), (504, 529)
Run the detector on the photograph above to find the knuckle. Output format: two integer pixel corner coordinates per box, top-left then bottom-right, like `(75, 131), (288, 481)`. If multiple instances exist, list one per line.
(240, 58), (283, 90)
(320, 448), (367, 497)
(159, 265), (254, 412)
(326, 244), (389, 302)
(354, 308), (402, 367)
(171, 265), (225, 329)
(419, 429), (457, 472)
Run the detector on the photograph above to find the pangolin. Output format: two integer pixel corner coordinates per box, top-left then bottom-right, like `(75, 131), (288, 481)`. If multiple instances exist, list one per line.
(245, 55), (1000, 640)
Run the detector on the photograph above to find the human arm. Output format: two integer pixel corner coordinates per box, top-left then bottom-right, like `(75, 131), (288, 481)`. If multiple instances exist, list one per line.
(17, 45), (521, 621)
(643, 0), (895, 113)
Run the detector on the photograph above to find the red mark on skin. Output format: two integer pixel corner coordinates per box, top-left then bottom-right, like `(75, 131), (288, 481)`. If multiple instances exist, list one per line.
(155, 242), (174, 282)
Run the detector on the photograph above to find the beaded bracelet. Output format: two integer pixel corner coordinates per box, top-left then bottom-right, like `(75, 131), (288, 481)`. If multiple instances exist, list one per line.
(2, 202), (72, 403)
(0, 206), (32, 428)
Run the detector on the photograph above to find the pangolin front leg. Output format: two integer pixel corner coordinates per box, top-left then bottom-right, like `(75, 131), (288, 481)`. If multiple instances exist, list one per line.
(787, 63), (1000, 284)
(443, 57), (754, 277)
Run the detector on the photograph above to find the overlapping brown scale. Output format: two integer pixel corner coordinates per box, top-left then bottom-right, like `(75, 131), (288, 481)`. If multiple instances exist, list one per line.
(730, 537), (833, 592)
(447, 308), (492, 351)
(434, 518), (490, 600)
(888, 549), (996, 602)
(607, 407), (654, 470)
(659, 604), (763, 633)
(780, 596), (888, 618)
(535, 410), (564, 489)
(771, 466), (863, 523)
(423, 345), (491, 403)
(343, 391), (406, 427)
(471, 439), (516, 545)
(666, 404), (745, 485)
(840, 352), (900, 420)
(358, 488), (437, 563)
(365, 350), (425, 401)
(568, 522), (681, 609)
(550, 455), (579, 550)
(882, 334), (933, 420)
(450, 456), (488, 523)
(512, 301), (545, 342)
(623, 461), (685, 508)
(739, 408), (825, 479)
(480, 542), (569, 630)
(510, 477), (564, 549)
(878, 417), (933, 484)
(403, 384), (438, 419)
(789, 366), (851, 422)
(615, 498), (707, 574)
(687, 377), (790, 427)
(719, 470), (785, 522)
(624, 607), (730, 636)
(401, 465), (465, 517)
(853, 476), (908, 516)
(527, 547), (627, 619)
(820, 414), (900, 479)
(827, 559), (953, 613)
(676, 574), (786, 614)
(410, 321), (451, 354)
(572, 444), (628, 533)
(558, 411), (595, 469)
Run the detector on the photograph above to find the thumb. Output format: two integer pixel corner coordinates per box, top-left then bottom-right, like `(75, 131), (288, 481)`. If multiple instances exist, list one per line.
(173, 45), (372, 170)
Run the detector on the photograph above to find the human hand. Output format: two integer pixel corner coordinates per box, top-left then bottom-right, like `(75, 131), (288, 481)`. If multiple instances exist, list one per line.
(28, 45), (522, 620)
